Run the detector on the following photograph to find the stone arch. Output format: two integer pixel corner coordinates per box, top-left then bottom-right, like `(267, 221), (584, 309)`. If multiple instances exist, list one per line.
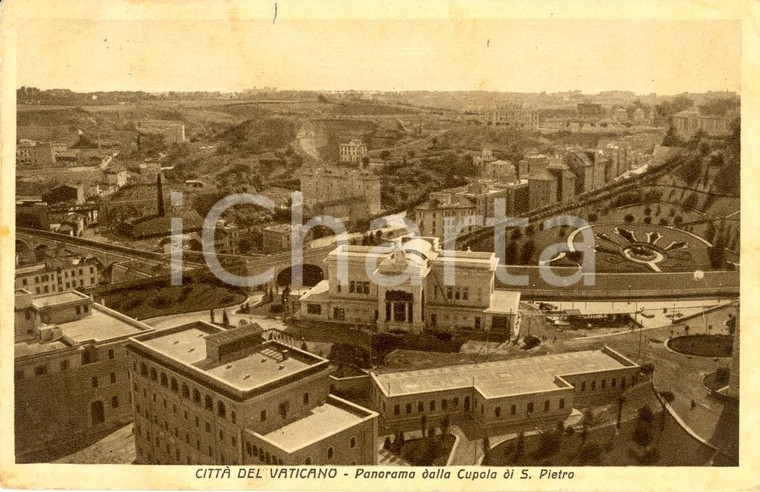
(276, 263), (325, 287)
(34, 244), (51, 262)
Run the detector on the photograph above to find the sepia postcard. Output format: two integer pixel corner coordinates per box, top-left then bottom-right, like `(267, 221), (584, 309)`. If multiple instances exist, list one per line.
(0, 0), (758, 490)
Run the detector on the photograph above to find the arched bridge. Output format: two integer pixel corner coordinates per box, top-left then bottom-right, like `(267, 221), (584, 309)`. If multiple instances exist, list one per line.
(15, 228), (194, 273)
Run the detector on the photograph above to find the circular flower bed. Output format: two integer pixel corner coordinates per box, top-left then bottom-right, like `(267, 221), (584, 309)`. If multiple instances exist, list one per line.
(666, 334), (733, 358)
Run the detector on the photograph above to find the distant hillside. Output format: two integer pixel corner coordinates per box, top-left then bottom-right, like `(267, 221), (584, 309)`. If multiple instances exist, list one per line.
(437, 125), (548, 152)
(215, 117), (297, 154)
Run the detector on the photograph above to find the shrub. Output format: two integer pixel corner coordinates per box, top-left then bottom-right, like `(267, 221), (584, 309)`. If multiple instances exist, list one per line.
(578, 443), (602, 464)
(632, 426), (652, 447)
(269, 304), (284, 314)
(640, 363), (655, 375)
(659, 391), (675, 403)
(523, 335), (541, 350)
(624, 213), (635, 223)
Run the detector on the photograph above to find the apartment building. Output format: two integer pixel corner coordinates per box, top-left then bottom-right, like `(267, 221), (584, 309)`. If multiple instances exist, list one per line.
(126, 322), (378, 465)
(14, 290), (154, 461)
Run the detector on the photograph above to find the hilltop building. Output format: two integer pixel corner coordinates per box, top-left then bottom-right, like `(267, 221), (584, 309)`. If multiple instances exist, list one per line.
(298, 236), (521, 335)
(371, 347), (640, 432)
(300, 166), (381, 217)
(126, 322), (378, 465)
(486, 103), (540, 131)
(339, 139), (368, 164)
(14, 290), (154, 460)
(577, 103), (603, 120)
(671, 109), (731, 137)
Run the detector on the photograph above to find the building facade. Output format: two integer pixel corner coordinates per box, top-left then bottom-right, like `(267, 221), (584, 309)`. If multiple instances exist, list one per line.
(126, 322), (378, 465)
(14, 290), (154, 461)
(300, 166), (382, 216)
(298, 236), (521, 335)
(371, 347), (640, 432)
(15, 257), (100, 296)
(671, 109), (731, 137)
(487, 103), (540, 131)
(339, 139), (368, 164)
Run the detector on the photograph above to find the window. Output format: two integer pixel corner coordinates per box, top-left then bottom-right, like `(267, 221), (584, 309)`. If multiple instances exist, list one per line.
(611, 378), (616, 388)
(303, 393), (309, 405)
(304, 457), (312, 465)
(544, 400), (550, 412)
(527, 402), (534, 414)
(261, 410), (267, 422)
(219, 430), (224, 440)
(601, 379), (607, 389)
(510, 404), (516, 415)
(394, 405), (400, 415)
(453, 397), (459, 407)
(327, 447), (334, 460)
(580, 381), (586, 392)
(495, 407), (501, 418)
(110, 372), (117, 384)
(442, 399), (448, 410)
(430, 401), (435, 411)
(417, 402), (424, 412)
(591, 381), (596, 391)
(140, 363), (148, 377)
(59, 360), (70, 371)
(150, 368), (157, 381)
(559, 398), (565, 409)
(246, 442), (253, 456)
(195, 416), (199, 427)
(171, 378), (178, 392)
(406, 403), (412, 414)
(205, 422), (211, 433)
(111, 396), (119, 408)
(182, 383), (190, 398)
(161, 373), (168, 387)
(231, 411), (237, 424)
(76, 306), (81, 315)
(34, 365), (48, 376)
(217, 401), (227, 418)
(307, 304), (321, 315)
(193, 389), (201, 404)
(92, 377), (99, 388)
(108, 349), (115, 360)
(279, 401), (289, 418)
(350, 436), (357, 448)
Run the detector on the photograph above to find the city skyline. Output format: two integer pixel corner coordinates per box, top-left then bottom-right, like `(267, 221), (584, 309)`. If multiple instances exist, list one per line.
(17, 18), (740, 95)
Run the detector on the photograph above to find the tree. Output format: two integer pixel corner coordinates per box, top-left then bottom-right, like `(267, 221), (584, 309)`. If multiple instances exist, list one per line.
(520, 240), (536, 264)
(440, 414), (451, 436)
(210, 309), (215, 323)
(420, 413), (428, 438)
(222, 309), (230, 326)
(482, 436), (491, 460)
(661, 125), (682, 147)
(515, 431), (525, 459)
(616, 396), (626, 430)
(380, 150), (390, 159)
(624, 213), (635, 223)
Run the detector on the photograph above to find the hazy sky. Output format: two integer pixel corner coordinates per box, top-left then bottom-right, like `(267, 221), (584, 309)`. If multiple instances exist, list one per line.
(17, 18), (740, 94)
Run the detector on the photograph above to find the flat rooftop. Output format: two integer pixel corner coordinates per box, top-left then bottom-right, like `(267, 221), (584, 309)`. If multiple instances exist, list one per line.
(15, 338), (70, 357)
(373, 349), (632, 399)
(136, 323), (323, 392)
(58, 305), (149, 343)
(259, 400), (367, 452)
(32, 290), (89, 309)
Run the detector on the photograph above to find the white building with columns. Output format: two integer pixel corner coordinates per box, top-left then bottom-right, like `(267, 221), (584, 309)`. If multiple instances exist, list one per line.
(298, 236), (520, 336)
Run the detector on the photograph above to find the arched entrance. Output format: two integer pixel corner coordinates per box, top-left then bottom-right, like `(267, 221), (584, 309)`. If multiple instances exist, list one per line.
(276, 264), (324, 287)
